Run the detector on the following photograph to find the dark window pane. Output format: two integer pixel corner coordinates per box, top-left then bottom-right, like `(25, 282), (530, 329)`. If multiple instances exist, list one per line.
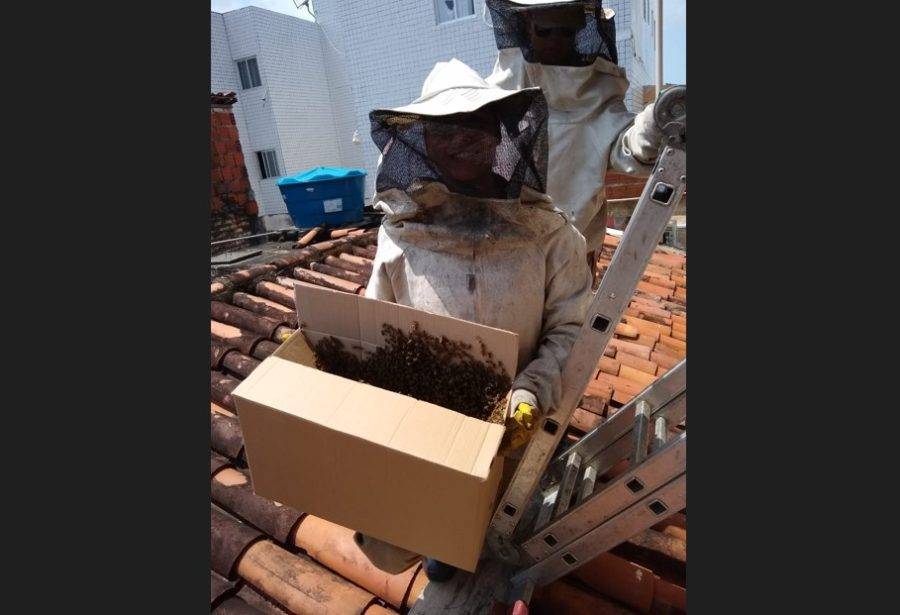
(435, 0), (454, 23)
(256, 150), (279, 179)
(238, 60), (251, 90)
(266, 151), (279, 177)
(247, 58), (262, 88)
(257, 151), (268, 179)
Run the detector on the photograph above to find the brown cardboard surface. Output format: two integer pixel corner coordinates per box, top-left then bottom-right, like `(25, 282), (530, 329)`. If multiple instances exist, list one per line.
(233, 285), (516, 571)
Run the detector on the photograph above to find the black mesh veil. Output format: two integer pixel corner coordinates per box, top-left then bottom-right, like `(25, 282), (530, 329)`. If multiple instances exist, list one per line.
(369, 90), (549, 200)
(485, 0), (618, 67)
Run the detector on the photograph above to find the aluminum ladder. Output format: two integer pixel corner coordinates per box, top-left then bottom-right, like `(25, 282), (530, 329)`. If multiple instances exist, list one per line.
(487, 85), (687, 602)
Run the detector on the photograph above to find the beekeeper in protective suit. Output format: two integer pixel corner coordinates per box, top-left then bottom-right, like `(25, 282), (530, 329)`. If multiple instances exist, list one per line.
(355, 58), (592, 583)
(485, 0), (665, 280)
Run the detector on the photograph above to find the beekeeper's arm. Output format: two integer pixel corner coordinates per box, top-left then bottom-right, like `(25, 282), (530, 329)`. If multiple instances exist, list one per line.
(608, 100), (664, 176)
(364, 225), (396, 302)
(511, 225), (593, 416)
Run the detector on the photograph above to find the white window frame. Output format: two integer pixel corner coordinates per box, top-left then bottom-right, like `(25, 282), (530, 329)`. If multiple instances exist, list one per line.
(236, 57), (262, 90)
(434, 0), (475, 25)
(256, 149), (280, 179)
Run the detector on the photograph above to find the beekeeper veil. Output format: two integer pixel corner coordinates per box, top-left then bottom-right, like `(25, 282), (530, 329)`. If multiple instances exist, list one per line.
(369, 59), (549, 202)
(485, 1), (657, 254)
(485, 0), (618, 67)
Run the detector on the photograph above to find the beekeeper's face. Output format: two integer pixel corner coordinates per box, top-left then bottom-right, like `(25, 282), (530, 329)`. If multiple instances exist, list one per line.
(525, 5), (585, 66)
(424, 109), (501, 186)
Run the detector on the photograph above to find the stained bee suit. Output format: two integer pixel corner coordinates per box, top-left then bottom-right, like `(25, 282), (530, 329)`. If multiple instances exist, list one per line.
(356, 58), (592, 576)
(484, 0), (664, 259)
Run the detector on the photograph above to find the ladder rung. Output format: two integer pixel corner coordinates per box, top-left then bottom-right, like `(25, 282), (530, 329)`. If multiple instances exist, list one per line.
(553, 453), (582, 518)
(512, 473), (687, 588)
(652, 417), (668, 452)
(578, 460), (600, 504)
(533, 485), (560, 531)
(546, 362), (685, 482)
(520, 432), (687, 562)
(632, 400), (652, 467)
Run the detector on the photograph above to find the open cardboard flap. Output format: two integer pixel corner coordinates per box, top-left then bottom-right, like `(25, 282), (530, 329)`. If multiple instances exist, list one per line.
(293, 282), (518, 378)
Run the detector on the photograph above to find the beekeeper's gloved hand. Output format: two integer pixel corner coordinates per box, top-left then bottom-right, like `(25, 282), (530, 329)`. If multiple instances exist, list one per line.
(623, 102), (664, 165)
(502, 389), (541, 452)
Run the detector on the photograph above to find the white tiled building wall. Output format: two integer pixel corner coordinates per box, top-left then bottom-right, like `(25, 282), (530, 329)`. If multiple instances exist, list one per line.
(212, 8), (348, 225)
(211, 2), (655, 224)
(315, 0), (502, 197)
(314, 4), (366, 173)
(621, 0), (658, 110)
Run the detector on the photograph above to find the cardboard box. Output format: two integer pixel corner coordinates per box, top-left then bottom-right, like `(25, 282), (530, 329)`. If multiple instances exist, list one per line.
(232, 283), (519, 571)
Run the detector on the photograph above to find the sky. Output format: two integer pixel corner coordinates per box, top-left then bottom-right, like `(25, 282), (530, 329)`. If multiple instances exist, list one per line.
(211, 0), (685, 82)
(663, 0), (686, 84)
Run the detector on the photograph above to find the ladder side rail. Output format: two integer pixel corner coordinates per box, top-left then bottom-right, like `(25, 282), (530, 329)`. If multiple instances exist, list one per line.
(488, 149), (687, 543)
(511, 473), (687, 588)
(545, 361), (685, 482)
(574, 393), (686, 484)
(520, 432), (686, 561)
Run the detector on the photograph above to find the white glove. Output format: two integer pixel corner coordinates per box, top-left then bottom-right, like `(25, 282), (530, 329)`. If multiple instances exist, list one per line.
(623, 102), (664, 165)
(502, 388), (541, 453)
(509, 388), (540, 427)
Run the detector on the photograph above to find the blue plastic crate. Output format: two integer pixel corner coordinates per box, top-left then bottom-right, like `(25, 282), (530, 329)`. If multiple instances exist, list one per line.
(277, 166), (367, 228)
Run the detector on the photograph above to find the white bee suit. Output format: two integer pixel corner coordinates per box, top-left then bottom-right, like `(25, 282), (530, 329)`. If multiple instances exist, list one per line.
(365, 182), (591, 415)
(486, 48), (662, 251)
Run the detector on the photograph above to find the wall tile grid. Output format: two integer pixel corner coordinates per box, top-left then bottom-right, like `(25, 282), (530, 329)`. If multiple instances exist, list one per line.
(214, 11), (284, 218)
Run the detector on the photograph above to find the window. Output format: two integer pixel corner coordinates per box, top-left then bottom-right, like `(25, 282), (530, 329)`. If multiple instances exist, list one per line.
(434, 0), (475, 24)
(237, 57), (262, 89)
(256, 150), (280, 179)
(644, 0), (649, 22)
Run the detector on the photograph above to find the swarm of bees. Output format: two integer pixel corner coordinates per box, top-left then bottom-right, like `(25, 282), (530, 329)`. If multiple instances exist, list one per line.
(313, 323), (510, 423)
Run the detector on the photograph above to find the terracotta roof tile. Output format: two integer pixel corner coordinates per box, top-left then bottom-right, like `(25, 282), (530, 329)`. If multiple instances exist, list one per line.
(221, 349), (262, 379)
(234, 584), (292, 615)
(570, 406), (604, 433)
(210, 370), (241, 412)
(233, 292), (299, 325)
(292, 266), (363, 293)
(609, 338), (653, 361)
(292, 515), (421, 610)
(211, 300), (292, 338)
(211, 508), (266, 580)
(211, 409), (245, 462)
(253, 281), (296, 309)
(569, 552), (656, 612)
(211, 570), (238, 607)
(236, 540), (386, 614)
(309, 260), (369, 286)
(209, 225), (686, 612)
(211, 320), (265, 356)
(211, 91), (238, 106)
(619, 364), (657, 388)
(213, 595), (267, 614)
(251, 340), (281, 361)
(212, 465), (304, 546)
(532, 578), (640, 614)
(614, 351), (658, 377)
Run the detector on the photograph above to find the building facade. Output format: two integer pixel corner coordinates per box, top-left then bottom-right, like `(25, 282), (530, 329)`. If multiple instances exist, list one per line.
(212, 1), (657, 228)
(212, 8), (350, 228)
